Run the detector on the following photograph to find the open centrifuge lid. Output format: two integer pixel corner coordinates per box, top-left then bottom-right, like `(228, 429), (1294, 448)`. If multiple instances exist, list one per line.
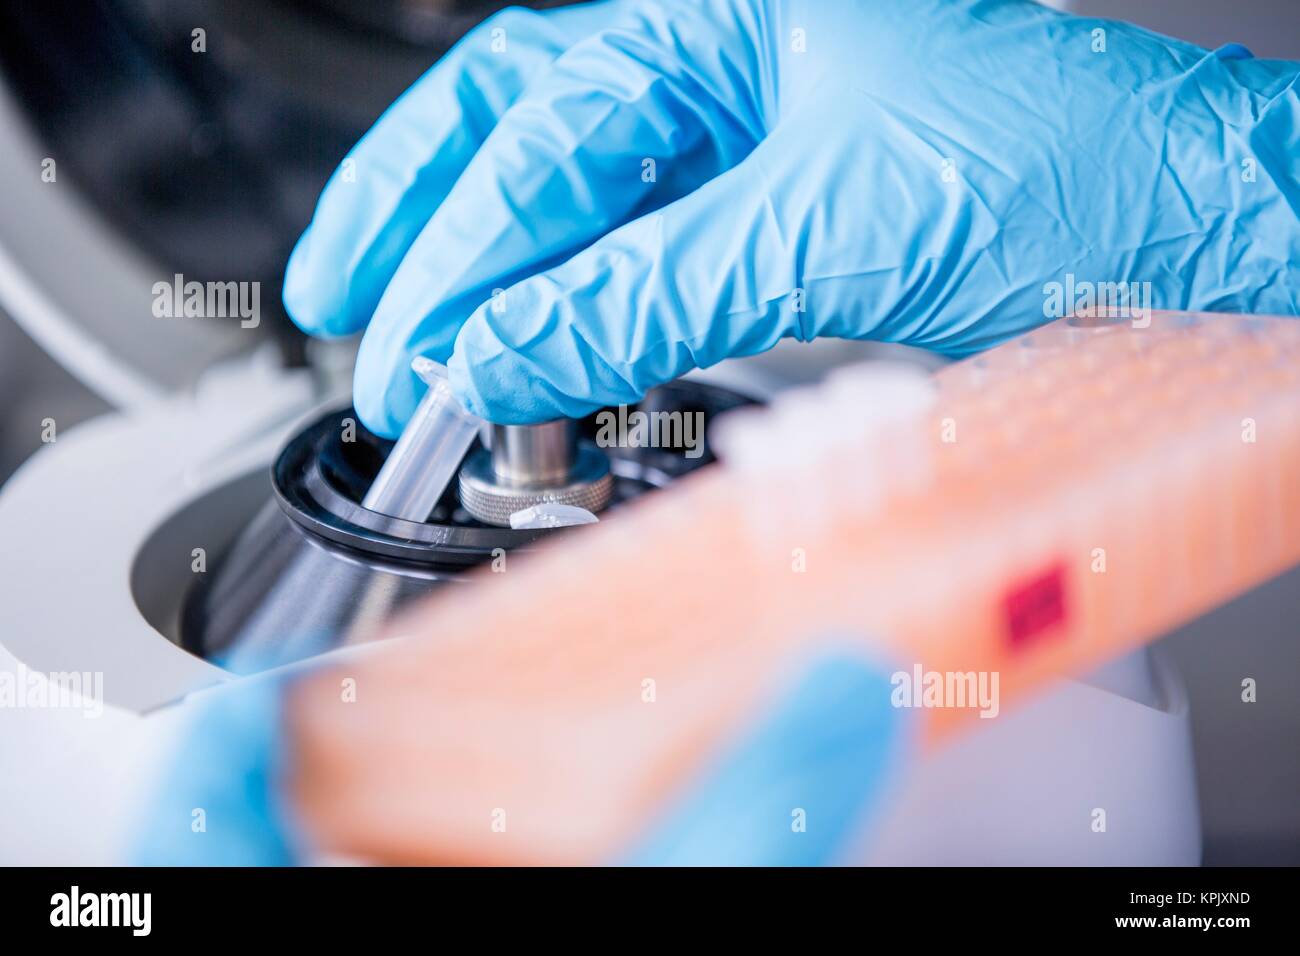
(0, 81), (257, 408)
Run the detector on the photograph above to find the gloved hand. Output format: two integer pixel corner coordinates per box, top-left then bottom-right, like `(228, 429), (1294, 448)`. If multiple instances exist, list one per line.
(134, 652), (909, 865)
(284, 0), (1300, 435)
(133, 677), (302, 866)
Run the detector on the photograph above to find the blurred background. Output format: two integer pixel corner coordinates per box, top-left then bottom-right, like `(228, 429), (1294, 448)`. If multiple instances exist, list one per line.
(0, 0), (1296, 863)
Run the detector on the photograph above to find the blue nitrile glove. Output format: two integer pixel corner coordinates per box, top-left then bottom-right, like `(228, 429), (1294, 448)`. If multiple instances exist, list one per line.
(133, 677), (301, 866)
(626, 651), (911, 866)
(284, 0), (1299, 435)
(132, 651), (909, 866)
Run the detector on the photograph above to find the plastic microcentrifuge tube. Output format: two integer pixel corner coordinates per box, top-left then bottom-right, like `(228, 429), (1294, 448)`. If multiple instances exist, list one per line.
(361, 357), (483, 522)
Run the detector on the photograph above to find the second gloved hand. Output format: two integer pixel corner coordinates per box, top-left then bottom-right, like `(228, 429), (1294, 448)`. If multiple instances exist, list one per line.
(134, 650), (909, 865)
(284, 0), (1300, 435)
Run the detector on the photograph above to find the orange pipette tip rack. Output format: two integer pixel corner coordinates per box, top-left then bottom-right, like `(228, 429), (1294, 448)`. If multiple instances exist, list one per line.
(291, 310), (1300, 864)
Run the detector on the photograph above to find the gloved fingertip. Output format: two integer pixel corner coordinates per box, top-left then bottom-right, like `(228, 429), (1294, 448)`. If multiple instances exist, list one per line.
(448, 298), (609, 424)
(445, 336), (503, 423)
(447, 335), (568, 425)
(352, 348), (425, 441)
(282, 229), (363, 340)
(352, 383), (404, 443)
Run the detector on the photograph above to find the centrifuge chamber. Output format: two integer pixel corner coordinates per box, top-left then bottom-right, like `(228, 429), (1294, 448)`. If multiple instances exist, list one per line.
(0, 353), (1200, 864)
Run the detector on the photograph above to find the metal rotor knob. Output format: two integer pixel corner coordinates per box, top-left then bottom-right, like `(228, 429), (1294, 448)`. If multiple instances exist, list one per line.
(458, 421), (613, 527)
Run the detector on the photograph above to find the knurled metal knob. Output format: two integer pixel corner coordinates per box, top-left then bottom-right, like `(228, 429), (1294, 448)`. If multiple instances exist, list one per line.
(458, 422), (613, 527)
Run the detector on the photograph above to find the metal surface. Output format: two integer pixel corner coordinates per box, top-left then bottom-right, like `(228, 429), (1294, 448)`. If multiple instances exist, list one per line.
(455, 418), (615, 526)
(490, 420), (579, 486)
(182, 381), (755, 669)
(459, 441), (613, 527)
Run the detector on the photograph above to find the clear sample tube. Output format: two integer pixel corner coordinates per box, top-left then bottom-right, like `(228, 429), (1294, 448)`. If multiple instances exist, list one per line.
(361, 356), (483, 522)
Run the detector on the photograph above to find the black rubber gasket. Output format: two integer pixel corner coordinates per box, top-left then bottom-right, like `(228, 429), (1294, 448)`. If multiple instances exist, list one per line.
(272, 381), (756, 569)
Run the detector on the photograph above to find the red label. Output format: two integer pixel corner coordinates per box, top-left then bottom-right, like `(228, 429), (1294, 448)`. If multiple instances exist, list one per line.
(1003, 562), (1068, 648)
